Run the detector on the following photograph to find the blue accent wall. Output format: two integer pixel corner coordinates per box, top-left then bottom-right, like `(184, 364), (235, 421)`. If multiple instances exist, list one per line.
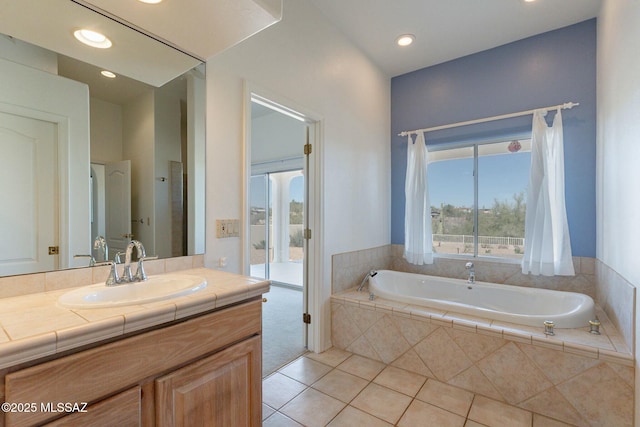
(391, 19), (597, 257)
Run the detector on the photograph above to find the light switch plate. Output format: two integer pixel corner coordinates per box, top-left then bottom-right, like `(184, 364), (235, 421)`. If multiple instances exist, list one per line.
(216, 219), (240, 238)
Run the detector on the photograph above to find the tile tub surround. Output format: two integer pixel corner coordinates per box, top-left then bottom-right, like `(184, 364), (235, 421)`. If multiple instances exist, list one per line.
(332, 245), (597, 297)
(596, 259), (636, 357)
(390, 245), (597, 298)
(0, 264), (269, 369)
(332, 244), (634, 354)
(331, 291), (634, 426)
(332, 245), (392, 294)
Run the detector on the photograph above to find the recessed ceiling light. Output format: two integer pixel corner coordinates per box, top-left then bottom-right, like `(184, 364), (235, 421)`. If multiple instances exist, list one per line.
(73, 29), (112, 49)
(101, 70), (116, 79)
(396, 34), (415, 47)
(138, 0), (163, 3)
(524, 0), (536, 2)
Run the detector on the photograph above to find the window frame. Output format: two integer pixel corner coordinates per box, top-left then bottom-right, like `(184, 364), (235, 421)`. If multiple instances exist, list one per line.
(427, 135), (531, 263)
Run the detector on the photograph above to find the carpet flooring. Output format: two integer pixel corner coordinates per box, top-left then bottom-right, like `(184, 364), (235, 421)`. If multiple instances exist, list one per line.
(262, 284), (307, 377)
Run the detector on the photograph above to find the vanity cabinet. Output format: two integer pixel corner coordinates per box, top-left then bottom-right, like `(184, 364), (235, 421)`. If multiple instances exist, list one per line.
(3, 299), (262, 427)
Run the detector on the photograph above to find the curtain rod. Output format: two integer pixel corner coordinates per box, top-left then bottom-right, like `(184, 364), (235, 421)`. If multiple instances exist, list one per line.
(398, 102), (579, 137)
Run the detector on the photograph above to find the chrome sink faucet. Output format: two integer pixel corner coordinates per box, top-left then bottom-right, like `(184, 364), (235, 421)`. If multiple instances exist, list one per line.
(465, 262), (475, 284)
(105, 241), (156, 286)
(123, 240), (146, 282)
(93, 235), (109, 262)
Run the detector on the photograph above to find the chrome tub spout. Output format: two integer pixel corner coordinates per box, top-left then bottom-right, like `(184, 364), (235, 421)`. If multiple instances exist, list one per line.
(357, 270), (378, 292)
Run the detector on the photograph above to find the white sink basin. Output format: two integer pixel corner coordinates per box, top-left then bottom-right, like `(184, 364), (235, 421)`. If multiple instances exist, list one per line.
(58, 274), (208, 309)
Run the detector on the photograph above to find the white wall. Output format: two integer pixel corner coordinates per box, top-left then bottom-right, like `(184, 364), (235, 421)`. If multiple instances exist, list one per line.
(154, 79), (184, 259)
(0, 35), (57, 74)
(596, 0), (640, 422)
(186, 69), (206, 256)
(123, 91), (156, 254)
(205, 0), (390, 350)
(90, 98), (123, 164)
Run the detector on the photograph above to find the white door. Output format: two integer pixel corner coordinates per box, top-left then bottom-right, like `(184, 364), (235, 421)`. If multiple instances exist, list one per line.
(105, 160), (132, 259)
(0, 111), (58, 275)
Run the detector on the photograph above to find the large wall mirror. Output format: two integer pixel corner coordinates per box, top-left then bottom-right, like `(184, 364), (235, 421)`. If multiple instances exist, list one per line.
(0, 0), (206, 277)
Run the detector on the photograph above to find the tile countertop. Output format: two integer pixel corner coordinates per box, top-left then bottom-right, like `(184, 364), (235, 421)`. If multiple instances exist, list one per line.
(0, 268), (270, 370)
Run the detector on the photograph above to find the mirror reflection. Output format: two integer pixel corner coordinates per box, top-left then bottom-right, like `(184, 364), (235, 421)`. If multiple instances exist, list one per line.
(0, 26), (205, 277)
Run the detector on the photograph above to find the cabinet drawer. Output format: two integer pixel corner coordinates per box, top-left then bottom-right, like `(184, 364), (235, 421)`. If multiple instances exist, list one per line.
(43, 387), (141, 427)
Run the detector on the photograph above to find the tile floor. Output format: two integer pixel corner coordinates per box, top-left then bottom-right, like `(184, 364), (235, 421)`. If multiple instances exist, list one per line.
(262, 348), (577, 427)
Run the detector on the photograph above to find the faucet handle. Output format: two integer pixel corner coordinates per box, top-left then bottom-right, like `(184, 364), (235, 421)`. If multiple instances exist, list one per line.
(114, 252), (125, 264)
(103, 261), (121, 286)
(134, 255), (158, 282)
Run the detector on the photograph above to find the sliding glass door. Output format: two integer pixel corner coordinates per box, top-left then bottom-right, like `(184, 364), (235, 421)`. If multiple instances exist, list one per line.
(249, 170), (304, 288)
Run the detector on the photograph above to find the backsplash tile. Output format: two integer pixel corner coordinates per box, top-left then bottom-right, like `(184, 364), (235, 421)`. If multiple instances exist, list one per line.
(165, 256), (195, 273)
(45, 268), (93, 292)
(0, 256), (205, 299)
(0, 273), (45, 299)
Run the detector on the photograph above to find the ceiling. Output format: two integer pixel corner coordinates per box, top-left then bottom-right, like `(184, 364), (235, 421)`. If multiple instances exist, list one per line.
(307, 0), (602, 77)
(75, 0), (282, 60)
(0, 0), (200, 87)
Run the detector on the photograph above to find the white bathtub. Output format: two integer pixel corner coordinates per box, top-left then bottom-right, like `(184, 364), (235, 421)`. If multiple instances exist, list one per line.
(368, 270), (595, 329)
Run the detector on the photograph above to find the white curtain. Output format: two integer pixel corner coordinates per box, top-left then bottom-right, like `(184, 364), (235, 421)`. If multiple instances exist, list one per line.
(521, 109), (574, 276)
(404, 131), (433, 265)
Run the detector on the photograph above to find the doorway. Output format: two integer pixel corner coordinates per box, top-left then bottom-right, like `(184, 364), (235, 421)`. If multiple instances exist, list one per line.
(249, 171), (304, 287)
(247, 93), (315, 377)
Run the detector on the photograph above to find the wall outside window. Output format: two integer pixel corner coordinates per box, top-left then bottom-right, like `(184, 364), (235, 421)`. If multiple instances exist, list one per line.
(391, 19), (597, 257)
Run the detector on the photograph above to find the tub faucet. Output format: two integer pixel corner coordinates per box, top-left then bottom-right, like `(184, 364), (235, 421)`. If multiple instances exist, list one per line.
(357, 270), (378, 292)
(465, 262), (475, 284)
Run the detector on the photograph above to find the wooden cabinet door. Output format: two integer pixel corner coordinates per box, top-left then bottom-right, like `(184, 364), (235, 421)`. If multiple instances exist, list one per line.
(43, 387), (141, 427)
(155, 335), (261, 427)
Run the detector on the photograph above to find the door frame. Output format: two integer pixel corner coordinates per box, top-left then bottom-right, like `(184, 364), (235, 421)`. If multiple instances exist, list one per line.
(242, 82), (324, 352)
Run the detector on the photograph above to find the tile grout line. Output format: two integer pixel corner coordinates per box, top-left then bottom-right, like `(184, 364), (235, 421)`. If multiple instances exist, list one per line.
(266, 352), (579, 427)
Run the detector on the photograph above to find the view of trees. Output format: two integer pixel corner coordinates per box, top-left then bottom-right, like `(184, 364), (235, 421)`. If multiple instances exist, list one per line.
(431, 191), (526, 257)
(432, 191), (526, 238)
(480, 192), (526, 238)
(250, 199), (304, 226)
(289, 200), (303, 224)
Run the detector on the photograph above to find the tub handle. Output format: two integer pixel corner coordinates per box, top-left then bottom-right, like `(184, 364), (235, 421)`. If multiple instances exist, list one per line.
(543, 320), (555, 336)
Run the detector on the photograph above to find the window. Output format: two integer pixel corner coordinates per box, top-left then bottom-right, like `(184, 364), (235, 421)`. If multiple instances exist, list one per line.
(428, 139), (530, 260)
